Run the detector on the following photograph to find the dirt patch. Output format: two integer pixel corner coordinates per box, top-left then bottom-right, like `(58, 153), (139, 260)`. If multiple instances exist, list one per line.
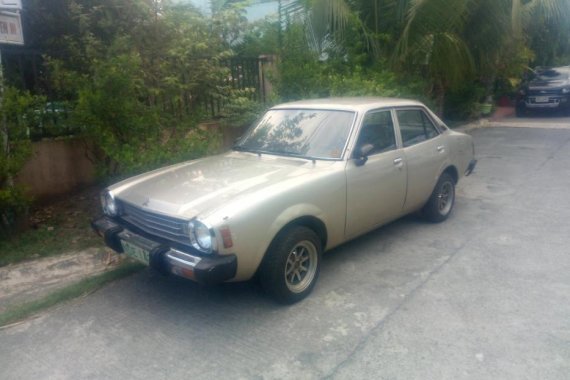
(0, 185), (105, 267)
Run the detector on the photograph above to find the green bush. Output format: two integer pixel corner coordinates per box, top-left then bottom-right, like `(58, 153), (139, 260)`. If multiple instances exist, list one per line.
(444, 83), (486, 121)
(0, 88), (42, 235)
(69, 51), (216, 179)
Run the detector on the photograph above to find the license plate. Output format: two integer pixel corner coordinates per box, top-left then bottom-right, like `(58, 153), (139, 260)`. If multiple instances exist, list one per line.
(534, 96), (549, 103)
(121, 240), (150, 265)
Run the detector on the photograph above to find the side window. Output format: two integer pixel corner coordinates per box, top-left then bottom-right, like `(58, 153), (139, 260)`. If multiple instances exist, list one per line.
(397, 109), (440, 147)
(355, 111), (396, 155)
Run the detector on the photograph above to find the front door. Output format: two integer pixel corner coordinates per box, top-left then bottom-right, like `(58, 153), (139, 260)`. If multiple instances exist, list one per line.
(345, 110), (407, 238)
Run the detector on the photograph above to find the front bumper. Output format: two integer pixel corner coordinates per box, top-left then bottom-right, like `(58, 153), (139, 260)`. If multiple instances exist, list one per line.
(465, 159), (477, 176)
(521, 94), (570, 109)
(91, 216), (237, 285)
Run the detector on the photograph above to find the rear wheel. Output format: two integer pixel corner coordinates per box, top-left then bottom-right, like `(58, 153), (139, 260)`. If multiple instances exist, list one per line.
(422, 173), (455, 223)
(259, 226), (321, 304)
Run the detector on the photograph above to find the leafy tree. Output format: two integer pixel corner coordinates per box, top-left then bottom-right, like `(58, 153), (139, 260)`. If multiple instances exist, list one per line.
(29, 0), (259, 178)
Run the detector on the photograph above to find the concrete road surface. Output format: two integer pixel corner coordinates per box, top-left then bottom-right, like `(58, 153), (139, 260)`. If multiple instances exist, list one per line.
(1, 124), (570, 380)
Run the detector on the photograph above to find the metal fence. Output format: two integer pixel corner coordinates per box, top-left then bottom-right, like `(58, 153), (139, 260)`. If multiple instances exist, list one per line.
(0, 48), (268, 138)
(202, 56), (266, 117)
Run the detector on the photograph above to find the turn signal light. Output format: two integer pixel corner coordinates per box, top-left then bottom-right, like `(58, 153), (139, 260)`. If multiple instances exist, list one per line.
(220, 226), (233, 248)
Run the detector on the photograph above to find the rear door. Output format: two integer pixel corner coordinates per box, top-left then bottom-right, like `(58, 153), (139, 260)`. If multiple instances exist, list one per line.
(345, 109), (407, 238)
(395, 108), (447, 212)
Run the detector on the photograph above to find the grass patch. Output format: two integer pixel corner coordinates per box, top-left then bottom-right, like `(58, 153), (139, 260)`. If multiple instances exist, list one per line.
(0, 262), (144, 328)
(0, 186), (103, 267)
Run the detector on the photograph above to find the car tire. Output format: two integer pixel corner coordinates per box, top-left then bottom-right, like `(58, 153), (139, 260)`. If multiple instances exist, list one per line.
(422, 172), (455, 223)
(259, 226), (321, 304)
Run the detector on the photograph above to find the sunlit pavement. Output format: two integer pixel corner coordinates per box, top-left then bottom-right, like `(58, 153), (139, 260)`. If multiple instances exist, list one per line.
(1, 126), (569, 379)
(488, 108), (570, 129)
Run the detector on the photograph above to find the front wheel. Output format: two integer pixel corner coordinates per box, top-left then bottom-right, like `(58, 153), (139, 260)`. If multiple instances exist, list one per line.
(259, 226), (322, 304)
(422, 173), (456, 223)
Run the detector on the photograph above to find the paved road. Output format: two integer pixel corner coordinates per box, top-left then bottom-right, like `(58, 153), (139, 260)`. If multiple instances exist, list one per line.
(488, 112), (570, 129)
(1, 125), (570, 380)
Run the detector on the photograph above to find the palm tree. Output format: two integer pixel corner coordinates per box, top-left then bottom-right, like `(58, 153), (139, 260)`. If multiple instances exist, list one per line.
(395, 0), (570, 113)
(279, 0), (570, 113)
(394, 0), (479, 113)
(278, 0), (357, 53)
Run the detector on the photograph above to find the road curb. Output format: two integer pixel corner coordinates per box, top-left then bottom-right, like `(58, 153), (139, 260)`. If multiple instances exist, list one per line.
(0, 261), (144, 328)
(0, 247), (128, 316)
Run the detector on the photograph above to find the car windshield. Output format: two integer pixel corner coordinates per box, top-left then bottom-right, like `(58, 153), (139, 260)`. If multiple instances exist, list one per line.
(536, 68), (570, 81)
(234, 109), (355, 159)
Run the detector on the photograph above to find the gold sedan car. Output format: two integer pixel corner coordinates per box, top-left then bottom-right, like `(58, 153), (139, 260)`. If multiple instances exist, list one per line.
(92, 98), (476, 303)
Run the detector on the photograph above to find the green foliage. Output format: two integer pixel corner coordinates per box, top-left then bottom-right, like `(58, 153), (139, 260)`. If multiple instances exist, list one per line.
(0, 88), (43, 235)
(68, 50), (215, 178)
(275, 24), (329, 100)
(234, 17), (280, 57)
(41, 1), (259, 179)
(277, 0), (570, 117)
(328, 67), (429, 101)
(0, 186), (31, 234)
(444, 83), (486, 121)
(217, 88), (266, 129)
(275, 21), (429, 105)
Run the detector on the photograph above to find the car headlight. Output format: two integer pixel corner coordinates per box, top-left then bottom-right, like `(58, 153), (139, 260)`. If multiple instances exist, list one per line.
(100, 191), (119, 217)
(188, 220), (216, 253)
(562, 88), (570, 94)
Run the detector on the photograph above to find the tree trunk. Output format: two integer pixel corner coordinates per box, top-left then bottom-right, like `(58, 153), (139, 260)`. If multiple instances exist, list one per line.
(433, 80), (446, 117)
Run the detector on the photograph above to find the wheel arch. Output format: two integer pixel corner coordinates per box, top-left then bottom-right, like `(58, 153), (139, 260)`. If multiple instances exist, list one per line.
(442, 165), (459, 184)
(278, 215), (328, 250)
(254, 214), (328, 278)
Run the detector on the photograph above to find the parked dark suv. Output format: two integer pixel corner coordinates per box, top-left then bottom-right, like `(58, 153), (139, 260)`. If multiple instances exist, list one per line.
(516, 66), (570, 116)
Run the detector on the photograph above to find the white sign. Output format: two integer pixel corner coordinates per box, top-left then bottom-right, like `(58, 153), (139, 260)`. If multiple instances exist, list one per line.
(0, 0), (22, 11)
(0, 11), (23, 45)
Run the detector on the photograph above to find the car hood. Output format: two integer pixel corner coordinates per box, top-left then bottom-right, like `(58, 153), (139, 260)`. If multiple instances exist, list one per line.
(528, 79), (570, 90)
(109, 152), (335, 219)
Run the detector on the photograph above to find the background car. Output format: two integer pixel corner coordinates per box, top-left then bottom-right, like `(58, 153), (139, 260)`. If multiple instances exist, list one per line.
(92, 98), (476, 304)
(516, 66), (570, 116)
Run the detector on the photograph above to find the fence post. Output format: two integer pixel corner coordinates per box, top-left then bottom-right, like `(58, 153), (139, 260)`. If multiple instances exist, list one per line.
(258, 55), (277, 103)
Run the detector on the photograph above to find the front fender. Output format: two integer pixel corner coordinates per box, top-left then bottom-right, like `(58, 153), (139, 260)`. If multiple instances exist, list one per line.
(245, 203), (326, 282)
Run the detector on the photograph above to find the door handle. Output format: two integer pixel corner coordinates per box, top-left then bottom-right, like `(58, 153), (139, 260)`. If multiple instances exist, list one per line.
(437, 145), (445, 153)
(393, 157), (403, 165)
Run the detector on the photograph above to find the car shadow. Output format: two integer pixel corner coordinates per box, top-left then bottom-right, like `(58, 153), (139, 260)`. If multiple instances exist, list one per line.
(516, 108), (570, 118)
(116, 213), (428, 316)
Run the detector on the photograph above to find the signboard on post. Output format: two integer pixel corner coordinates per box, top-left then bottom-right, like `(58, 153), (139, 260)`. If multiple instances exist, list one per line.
(0, 0), (22, 10)
(0, 11), (23, 45)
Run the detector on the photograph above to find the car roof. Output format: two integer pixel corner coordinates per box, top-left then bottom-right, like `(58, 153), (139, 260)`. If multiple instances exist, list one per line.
(536, 66), (570, 74)
(271, 97), (425, 113)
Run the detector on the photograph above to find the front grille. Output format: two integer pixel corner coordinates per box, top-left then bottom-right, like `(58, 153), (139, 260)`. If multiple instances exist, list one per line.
(527, 89), (563, 96)
(529, 97), (558, 104)
(118, 201), (191, 246)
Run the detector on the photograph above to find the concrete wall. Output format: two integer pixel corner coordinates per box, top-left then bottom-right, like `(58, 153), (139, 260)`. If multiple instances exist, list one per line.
(15, 126), (247, 201)
(16, 138), (96, 200)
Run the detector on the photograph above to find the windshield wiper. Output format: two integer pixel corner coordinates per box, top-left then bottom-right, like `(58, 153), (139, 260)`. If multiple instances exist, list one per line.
(232, 145), (259, 154)
(266, 150), (318, 161)
(234, 146), (322, 161)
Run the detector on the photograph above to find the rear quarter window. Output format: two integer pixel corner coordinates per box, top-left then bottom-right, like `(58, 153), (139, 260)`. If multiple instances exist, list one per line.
(397, 109), (440, 147)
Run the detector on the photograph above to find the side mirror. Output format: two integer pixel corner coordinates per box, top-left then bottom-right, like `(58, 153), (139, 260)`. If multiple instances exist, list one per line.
(354, 144), (374, 166)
